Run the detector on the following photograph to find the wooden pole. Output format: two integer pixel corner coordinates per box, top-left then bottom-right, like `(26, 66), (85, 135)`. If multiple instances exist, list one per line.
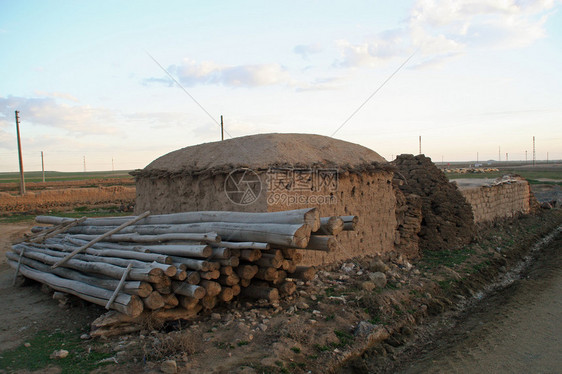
(15, 111), (25, 195)
(12, 247), (25, 286)
(106, 263), (132, 309)
(221, 115), (224, 141)
(51, 211), (151, 269)
(41, 151), (45, 183)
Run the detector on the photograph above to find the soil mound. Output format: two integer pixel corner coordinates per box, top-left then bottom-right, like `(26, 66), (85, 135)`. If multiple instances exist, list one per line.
(393, 154), (476, 252)
(132, 133), (387, 178)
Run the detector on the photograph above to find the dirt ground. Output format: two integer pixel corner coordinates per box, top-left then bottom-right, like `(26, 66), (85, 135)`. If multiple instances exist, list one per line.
(1, 209), (561, 373)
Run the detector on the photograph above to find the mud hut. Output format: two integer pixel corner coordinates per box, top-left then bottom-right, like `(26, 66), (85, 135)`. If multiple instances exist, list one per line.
(132, 133), (398, 265)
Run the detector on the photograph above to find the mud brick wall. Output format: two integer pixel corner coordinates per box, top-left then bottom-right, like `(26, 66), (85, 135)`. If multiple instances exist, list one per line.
(392, 154), (476, 252)
(267, 170), (397, 266)
(135, 170), (398, 267)
(457, 180), (532, 223)
(0, 186), (135, 213)
(393, 186), (422, 259)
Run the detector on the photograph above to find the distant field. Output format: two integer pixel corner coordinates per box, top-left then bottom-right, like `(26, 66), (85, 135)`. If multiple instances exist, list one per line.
(0, 170), (134, 184)
(444, 163), (562, 185)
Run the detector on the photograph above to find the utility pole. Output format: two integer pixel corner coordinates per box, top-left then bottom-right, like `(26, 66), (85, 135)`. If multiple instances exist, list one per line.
(477, 152), (479, 163)
(547, 152), (549, 164)
(498, 146), (501, 163)
(418, 135), (421, 155)
(506, 152), (508, 162)
(525, 150), (527, 164)
(41, 151), (45, 183)
(533, 136), (537, 166)
(221, 115), (224, 141)
(83, 156), (86, 172)
(112, 157), (115, 172)
(15, 111), (25, 195)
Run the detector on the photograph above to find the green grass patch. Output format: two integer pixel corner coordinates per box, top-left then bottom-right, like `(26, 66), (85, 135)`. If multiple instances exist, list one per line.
(0, 170), (133, 184)
(237, 340), (249, 347)
(290, 346), (301, 353)
(420, 248), (474, 269)
(0, 330), (112, 374)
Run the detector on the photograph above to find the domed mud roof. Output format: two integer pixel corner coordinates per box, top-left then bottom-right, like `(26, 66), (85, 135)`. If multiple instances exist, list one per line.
(132, 133), (388, 178)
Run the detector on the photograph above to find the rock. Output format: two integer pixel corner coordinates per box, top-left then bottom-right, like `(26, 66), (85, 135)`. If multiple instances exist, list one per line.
(369, 259), (390, 273)
(80, 333), (90, 340)
(50, 349), (69, 359)
(211, 313), (221, 321)
(161, 360), (177, 374)
(237, 367), (257, 374)
(361, 281), (376, 291)
(341, 263), (355, 273)
(258, 324), (268, 332)
(296, 301), (309, 309)
(368, 272), (387, 288)
(24, 342), (31, 348)
(354, 321), (376, 337)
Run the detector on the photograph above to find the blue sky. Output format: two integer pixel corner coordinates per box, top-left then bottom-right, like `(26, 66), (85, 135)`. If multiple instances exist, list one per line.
(1, 0), (561, 172)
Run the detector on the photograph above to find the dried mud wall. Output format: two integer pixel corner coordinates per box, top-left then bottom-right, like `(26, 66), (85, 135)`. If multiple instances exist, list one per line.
(458, 180), (532, 223)
(135, 170), (398, 266)
(267, 171), (397, 266)
(392, 154), (476, 252)
(0, 186), (135, 213)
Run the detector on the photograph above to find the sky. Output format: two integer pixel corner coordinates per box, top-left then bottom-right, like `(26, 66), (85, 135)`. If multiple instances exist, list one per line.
(1, 0), (561, 172)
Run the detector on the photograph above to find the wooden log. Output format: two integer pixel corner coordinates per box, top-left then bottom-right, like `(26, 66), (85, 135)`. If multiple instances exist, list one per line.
(106, 263), (132, 310)
(152, 277), (172, 295)
(17, 244), (170, 277)
(281, 248), (297, 259)
(209, 247), (231, 259)
(278, 281), (297, 297)
(216, 241), (270, 250)
(290, 266), (317, 281)
(218, 287), (234, 302)
(201, 295), (217, 310)
(27, 217), (87, 243)
(151, 305), (202, 320)
(341, 215), (359, 231)
(171, 282), (206, 299)
(141, 244), (212, 259)
(169, 257), (211, 271)
(11, 246), (163, 283)
(305, 235), (337, 252)
(161, 293), (179, 309)
(255, 256), (282, 269)
(231, 284), (241, 296)
(261, 250), (283, 261)
(293, 252), (303, 264)
(90, 323), (142, 338)
(46, 240), (172, 264)
(255, 267), (278, 282)
(172, 269), (187, 281)
(38, 208), (320, 229)
(178, 295), (199, 310)
(272, 270), (287, 285)
(8, 260), (143, 317)
(281, 260), (291, 271)
(68, 232), (220, 244)
(217, 273), (240, 287)
(12, 247), (25, 286)
(236, 264), (258, 280)
(240, 278), (251, 287)
(51, 211), (150, 268)
(62, 222), (313, 249)
(213, 257), (239, 267)
(285, 261), (297, 274)
(240, 285), (279, 301)
(200, 270), (220, 280)
(6, 251), (152, 297)
(239, 249), (262, 262)
(143, 291), (165, 310)
(219, 266), (233, 276)
(315, 216), (344, 236)
(185, 271), (201, 285)
(199, 280), (221, 297)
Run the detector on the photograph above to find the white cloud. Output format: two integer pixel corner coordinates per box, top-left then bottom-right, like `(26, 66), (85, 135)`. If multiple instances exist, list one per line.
(294, 43), (323, 59)
(34, 91), (80, 103)
(157, 59), (296, 88)
(0, 96), (118, 135)
(336, 0), (559, 68)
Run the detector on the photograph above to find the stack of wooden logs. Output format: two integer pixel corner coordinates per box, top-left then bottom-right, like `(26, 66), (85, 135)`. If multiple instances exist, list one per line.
(7, 208), (357, 323)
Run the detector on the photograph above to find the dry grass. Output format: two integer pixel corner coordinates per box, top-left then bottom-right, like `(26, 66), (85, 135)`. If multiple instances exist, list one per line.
(142, 330), (197, 361)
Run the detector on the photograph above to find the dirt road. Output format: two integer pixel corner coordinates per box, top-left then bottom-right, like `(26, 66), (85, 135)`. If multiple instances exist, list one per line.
(396, 231), (562, 373)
